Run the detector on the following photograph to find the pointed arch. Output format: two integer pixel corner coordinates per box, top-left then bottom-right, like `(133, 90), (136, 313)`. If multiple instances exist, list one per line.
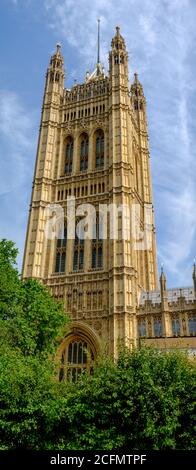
(58, 322), (100, 382)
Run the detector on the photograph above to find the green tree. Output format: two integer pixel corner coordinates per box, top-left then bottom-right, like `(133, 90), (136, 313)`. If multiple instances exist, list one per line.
(0, 239), (68, 356)
(0, 239), (69, 449)
(45, 348), (195, 451)
(0, 239), (20, 320)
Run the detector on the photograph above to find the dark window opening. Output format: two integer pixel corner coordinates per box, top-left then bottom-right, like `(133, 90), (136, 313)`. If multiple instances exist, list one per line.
(80, 134), (88, 171)
(55, 225), (67, 273)
(65, 138), (73, 175)
(95, 130), (104, 168)
(59, 339), (94, 382)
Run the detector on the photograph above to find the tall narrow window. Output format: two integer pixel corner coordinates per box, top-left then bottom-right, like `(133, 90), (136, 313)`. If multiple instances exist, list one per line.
(154, 318), (162, 337)
(95, 130), (104, 168)
(189, 316), (196, 336)
(65, 137), (73, 175)
(80, 133), (88, 171)
(172, 317), (181, 337)
(138, 320), (146, 338)
(73, 223), (84, 271)
(134, 100), (138, 110)
(92, 217), (103, 269)
(135, 155), (139, 191)
(55, 225), (67, 273)
(59, 338), (95, 383)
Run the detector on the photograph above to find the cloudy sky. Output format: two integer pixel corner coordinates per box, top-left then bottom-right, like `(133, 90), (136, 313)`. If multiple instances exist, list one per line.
(0, 0), (196, 287)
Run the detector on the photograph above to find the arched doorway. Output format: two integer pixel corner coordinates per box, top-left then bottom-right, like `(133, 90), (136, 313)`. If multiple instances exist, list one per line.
(58, 324), (100, 382)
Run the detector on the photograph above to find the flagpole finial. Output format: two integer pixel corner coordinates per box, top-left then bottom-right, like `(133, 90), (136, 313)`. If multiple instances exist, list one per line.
(97, 18), (101, 69)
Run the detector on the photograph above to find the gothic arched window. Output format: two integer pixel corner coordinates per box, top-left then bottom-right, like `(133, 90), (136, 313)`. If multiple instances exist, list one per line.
(55, 225), (67, 273)
(95, 130), (104, 168)
(65, 137), (73, 175)
(80, 133), (88, 171)
(59, 337), (94, 382)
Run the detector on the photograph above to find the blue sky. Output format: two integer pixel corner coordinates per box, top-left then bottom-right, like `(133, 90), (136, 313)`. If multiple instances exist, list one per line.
(0, 0), (196, 287)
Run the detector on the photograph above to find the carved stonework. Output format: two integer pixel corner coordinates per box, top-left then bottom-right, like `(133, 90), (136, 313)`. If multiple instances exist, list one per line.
(22, 28), (196, 363)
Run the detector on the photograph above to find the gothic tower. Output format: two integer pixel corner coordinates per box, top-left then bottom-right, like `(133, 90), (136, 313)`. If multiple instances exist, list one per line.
(22, 27), (158, 379)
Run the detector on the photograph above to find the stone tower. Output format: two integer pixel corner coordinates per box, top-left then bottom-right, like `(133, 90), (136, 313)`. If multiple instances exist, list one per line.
(22, 27), (158, 380)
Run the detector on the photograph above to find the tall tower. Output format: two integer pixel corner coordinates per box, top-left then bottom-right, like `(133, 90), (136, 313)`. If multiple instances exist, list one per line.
(23, 27), (158, 379)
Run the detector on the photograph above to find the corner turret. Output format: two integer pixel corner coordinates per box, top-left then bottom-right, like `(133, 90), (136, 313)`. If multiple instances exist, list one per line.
(46, 43), (65, 94)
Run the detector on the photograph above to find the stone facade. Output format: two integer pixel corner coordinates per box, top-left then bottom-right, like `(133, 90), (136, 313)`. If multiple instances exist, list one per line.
(22, 28), (196, 379)
(138, 268), (196, 354)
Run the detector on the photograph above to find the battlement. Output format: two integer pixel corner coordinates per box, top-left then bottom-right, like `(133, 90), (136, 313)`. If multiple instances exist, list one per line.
(64, 77), (109, 104)
(139, 286), (195, 306)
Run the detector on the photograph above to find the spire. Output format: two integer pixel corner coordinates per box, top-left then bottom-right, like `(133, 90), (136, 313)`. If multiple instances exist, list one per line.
(47, 42), (65, 90)
(56, 42), (61, 54)
(160, 264), (167, 293)
(97, 18), (100, 65)
(50, 42), (64, 67)
(134, 72), (138, 84)
(131, 72), (143, 94)
(116, 25), (120, 37)
(85, 20), (105, 82)
(97, 18), (101, 76)
(111, 25), (126, 51)
(131, 72), (145, 112)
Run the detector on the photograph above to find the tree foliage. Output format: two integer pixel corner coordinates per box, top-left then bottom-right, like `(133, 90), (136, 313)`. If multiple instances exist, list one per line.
(0, 239), (69, 449)
(0, 239), (195, 450)
(0, 239), (68, 356)
(43, 348), (195, 451)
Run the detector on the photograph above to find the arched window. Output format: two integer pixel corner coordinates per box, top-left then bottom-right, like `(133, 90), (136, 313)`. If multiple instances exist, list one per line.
(55, 225), (67, 273)
(95, 130), (104, 168)
(80, 133), (88, 171)
(65, 137), (73, 175)
(59, 337), (94, 382)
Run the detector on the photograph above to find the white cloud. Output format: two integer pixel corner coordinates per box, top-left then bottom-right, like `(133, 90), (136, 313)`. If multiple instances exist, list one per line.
(0, 90), (38, 270)
(0, 90), (36, 196)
